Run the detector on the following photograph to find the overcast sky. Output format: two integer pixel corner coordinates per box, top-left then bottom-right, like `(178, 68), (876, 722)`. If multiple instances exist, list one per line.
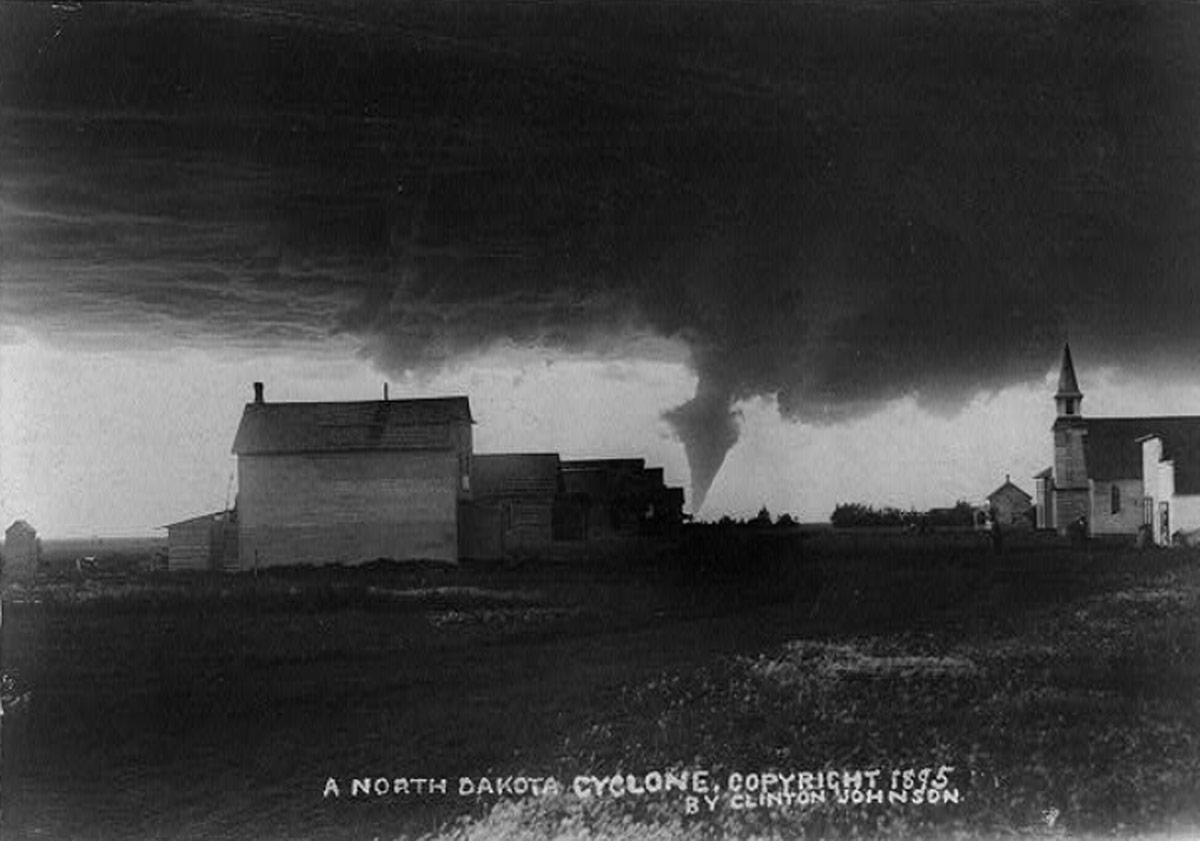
(3, 0), (1199, 536)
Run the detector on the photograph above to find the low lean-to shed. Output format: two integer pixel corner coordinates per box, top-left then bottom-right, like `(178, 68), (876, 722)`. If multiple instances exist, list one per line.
(164, 511), (238, 572)
(231, 384), (473, 568)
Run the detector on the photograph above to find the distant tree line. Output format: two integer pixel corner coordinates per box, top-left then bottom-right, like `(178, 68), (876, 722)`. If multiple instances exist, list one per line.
(664, 507), (811, 597)
(830, 501), (977, 530)
(708, 507), (799, 529)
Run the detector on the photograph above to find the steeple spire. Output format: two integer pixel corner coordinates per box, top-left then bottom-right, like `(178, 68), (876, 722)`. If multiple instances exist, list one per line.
(1055, 343), (1083, 418)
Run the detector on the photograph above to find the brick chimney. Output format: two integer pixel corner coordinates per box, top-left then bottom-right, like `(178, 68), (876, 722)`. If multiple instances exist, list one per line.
(253, 382), (264, 404)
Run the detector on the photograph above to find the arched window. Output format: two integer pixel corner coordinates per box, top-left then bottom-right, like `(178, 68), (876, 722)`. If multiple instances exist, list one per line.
(1111, 484), (1121, 515)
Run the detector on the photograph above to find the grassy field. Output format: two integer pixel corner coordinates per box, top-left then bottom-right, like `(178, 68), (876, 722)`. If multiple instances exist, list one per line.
(3, 532), (1199, 840)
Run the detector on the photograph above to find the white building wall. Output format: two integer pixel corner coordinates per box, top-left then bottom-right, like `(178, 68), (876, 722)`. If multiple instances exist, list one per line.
(1139, 436), (1196, 545)
(1142, 438), (1163, 502)
(1155, 459), (1175, 544)
(237, 450), (460, 568)
(1035, 478), (1050, 529)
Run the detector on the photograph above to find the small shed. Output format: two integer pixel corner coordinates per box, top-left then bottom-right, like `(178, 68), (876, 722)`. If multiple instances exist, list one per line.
(987, 475), (1034, 529)
(164, 511), (239, 572)
(3, 520), (41, 577)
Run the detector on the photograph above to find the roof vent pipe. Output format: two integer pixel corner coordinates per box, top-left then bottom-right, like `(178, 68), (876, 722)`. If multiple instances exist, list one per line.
(254, 382), (264, 404)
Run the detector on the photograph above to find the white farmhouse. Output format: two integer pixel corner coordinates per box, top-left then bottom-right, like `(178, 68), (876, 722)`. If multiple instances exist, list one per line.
(231, 383), (473, 567)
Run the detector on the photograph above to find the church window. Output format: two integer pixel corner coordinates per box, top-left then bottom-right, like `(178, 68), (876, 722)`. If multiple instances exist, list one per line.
(1111, 484), (1121, 515)
(1064, 399), (1076, 415)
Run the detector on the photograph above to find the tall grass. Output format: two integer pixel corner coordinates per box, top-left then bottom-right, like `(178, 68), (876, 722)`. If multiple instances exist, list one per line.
(4, 542), (1199, 840)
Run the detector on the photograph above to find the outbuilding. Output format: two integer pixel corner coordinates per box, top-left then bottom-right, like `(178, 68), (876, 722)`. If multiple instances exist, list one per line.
(2, 520), (40, 577)
(164, 511), (238, 572)
(986, 475), (1033, 529)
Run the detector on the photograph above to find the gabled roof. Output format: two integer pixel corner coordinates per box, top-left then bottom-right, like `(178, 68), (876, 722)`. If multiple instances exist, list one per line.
(232, 397), (472, 455)
(1084, 416), (1200, 493)
(5, 520), (35, 537)
(1056, 343), (1082, 398)
(1034, 466), (1054, 479)
(988, 478), (1032, 503)
(472, 453), (560, 499)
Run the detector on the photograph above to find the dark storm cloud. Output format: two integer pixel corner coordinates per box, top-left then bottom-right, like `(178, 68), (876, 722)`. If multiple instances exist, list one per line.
(3, 1), (1199, 506)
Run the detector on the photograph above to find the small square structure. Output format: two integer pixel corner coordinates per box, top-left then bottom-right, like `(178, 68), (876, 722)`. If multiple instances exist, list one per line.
(164, 511), (239, 572)
(2, 520), (40, 578)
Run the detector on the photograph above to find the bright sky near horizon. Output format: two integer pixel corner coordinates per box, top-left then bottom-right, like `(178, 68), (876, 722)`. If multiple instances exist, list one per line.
(3, 1), (1199, 537)
(5, 332), (1199, 538)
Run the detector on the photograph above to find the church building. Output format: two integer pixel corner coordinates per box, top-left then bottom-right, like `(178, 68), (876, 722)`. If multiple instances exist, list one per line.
(1035, 345), (1200, 545)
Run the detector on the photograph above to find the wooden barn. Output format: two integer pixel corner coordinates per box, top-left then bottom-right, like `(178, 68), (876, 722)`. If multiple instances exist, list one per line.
(2, 520), (40, 577)
(163, 511), (239, 572)
(231, 384), (473, 568)
(464, 453), (560, 557)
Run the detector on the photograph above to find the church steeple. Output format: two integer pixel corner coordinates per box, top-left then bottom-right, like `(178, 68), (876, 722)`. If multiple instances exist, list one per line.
(1055, 343), (1083, 418)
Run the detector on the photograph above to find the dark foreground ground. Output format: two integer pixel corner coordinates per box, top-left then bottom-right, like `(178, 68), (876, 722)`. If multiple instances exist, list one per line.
(3, 531), (1200, 840)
